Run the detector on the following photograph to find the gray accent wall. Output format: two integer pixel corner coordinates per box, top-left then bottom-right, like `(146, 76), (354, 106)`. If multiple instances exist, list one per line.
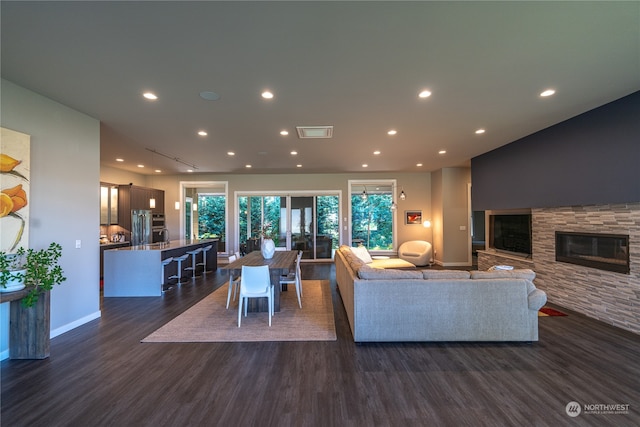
(1, 79), (101, 359)
(471, 91), (640, 211)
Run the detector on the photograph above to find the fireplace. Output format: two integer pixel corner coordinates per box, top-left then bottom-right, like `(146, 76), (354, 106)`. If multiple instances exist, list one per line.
(555, 231), (630, 274)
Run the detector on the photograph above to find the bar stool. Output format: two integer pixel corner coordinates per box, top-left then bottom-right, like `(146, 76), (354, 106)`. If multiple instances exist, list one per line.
(197, 245), (214, 273)
(168, 253), (190, 285)
(160, 257), (174, 294)
(185, 248), (202, 279)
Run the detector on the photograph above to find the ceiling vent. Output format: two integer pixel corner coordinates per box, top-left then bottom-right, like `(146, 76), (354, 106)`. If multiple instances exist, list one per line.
(296, 126), (333, 139)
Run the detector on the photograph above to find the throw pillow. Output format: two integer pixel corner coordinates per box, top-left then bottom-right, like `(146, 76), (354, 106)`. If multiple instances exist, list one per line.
(350, 245), (373, 264)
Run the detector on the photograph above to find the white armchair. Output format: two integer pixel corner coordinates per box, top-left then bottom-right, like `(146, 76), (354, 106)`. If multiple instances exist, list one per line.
(398, 240), (433, 266)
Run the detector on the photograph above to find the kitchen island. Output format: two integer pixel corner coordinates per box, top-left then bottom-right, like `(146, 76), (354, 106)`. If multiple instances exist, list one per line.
(103, 239), (217, 297)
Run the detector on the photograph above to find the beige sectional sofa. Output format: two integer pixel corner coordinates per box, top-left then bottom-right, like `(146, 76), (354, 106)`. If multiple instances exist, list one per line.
(335, 245), (547, 343)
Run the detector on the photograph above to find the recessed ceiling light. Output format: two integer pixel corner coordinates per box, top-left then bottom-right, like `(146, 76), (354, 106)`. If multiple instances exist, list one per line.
(261, 91), (274, 99)
(246, 164), (252, 168)
(475, 129), (486, 134)
(418, 90), (432, 98)
(438, 150), (446, 155)
(540, 89), (556, 97)
(199, 91), (220, 101)
(373, 150), (381, 155)
(280, 130), (289, 136)
(387, 130), (397, 136)
(296, 164), (302, 168)
(155, 169), (162, 173)
(362, 164), (368, 168)
(115, 158), (124, 162)
(187, 169), (194, 173)
(137, 164), (145, 168)
(291, 151), (298, 155)
(143, 92), (157, 100)
(417, 163), (423, 167)
(198, 131), (208, 136)
(227, 151), (235, 156)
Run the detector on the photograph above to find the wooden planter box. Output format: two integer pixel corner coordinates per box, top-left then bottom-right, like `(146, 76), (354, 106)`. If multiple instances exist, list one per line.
(1, 289), (51, 359)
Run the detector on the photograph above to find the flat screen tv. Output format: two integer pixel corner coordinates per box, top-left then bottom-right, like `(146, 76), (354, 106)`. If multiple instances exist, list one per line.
(490, 214), (532, 256)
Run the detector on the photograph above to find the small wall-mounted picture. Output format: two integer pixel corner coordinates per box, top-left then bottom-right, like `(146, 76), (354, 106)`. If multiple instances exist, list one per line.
(405, 210), (422, 225)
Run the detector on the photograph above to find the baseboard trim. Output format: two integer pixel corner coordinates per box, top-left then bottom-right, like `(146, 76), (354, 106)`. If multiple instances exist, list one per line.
(51, 310), (101, 339)
(441, 261), (474, 267)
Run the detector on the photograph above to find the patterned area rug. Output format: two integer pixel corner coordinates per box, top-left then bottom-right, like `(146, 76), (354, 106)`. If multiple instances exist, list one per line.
(538, 306), (568, 317)
(142, 280), (336, 342)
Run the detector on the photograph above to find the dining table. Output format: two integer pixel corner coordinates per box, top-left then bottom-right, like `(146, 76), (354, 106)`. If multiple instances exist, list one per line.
(222, 250), (298, 312)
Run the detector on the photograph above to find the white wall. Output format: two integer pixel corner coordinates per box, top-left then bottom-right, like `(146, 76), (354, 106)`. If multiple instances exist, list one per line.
(430, 167), (472, 266)
(1, 79), (101, 359)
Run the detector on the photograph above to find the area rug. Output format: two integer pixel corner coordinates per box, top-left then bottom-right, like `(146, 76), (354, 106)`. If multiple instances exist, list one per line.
(539, 306), (568, 317)
(141, 280), (336, 342)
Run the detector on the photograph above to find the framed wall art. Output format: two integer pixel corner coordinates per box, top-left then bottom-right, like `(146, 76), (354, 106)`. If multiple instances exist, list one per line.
(1, 127), (30, 252)
(405, 210), (422, 225)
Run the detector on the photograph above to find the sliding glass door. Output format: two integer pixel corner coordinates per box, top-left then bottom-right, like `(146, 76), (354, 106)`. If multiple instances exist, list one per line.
(238, 193), (339, 260)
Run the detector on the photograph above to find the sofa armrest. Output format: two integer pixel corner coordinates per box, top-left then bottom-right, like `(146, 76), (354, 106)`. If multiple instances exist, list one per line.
(528, 289), (547, 311)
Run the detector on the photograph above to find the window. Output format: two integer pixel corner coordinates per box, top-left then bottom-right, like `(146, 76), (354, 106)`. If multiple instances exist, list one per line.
(180, 181), (227, 252)
(349, 180), (396, 251)
(238, 195), (283, 249)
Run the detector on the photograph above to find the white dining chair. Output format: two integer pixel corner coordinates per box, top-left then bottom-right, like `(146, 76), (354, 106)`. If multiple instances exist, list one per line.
(238, 265), (273, 327)
(279, 250), (302, 308)
(225, 254), (241, 309)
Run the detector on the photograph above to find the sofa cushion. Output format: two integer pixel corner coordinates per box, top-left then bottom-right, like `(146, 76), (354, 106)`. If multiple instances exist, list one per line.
(369, 258), (416, 269)
(422, 270), (471, 280)
(351, 246), (373, 263)
(470, 269), (536, 281)
(357, 265), (423, 280)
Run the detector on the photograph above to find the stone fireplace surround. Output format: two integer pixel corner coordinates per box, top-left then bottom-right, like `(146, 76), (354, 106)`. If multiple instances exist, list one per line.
(480, 203), (640, 335)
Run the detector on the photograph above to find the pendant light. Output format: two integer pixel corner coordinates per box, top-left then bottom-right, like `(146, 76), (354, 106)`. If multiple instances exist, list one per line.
(399, 187), (406, 200)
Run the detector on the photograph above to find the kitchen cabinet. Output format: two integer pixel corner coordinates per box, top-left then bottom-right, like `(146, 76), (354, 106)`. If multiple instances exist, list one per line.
(117, 184), (165, 232)
(100, 183), (119, 225)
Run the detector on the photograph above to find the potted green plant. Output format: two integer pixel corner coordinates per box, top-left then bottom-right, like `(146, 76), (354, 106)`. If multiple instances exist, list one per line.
(0, 251), (26, 291)
(0, 242), (66, 307)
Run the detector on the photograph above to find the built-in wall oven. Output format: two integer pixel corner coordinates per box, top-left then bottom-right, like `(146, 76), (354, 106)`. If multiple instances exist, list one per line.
(151, 213), (166, 243)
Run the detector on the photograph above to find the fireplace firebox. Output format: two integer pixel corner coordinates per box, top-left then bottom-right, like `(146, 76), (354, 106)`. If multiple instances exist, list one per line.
(555, 231), (630, 274)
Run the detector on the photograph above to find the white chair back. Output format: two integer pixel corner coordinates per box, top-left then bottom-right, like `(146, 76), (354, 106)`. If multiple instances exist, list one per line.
(240, 265), (271, 294)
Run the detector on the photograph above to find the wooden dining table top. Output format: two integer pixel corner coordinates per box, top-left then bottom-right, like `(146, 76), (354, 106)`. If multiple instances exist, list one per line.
(222, 250), (297, 274)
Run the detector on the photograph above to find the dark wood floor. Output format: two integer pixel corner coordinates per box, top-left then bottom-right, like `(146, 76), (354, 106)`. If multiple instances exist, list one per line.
(2, 263), (639, 426)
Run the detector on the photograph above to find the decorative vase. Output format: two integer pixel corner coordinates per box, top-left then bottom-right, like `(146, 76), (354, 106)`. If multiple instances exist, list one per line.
(261, 238), (275, 259)
(0, 268), (26, 293)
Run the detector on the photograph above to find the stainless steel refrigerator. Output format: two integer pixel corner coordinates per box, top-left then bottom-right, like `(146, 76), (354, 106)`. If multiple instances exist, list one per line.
(131, 209), (152, 246)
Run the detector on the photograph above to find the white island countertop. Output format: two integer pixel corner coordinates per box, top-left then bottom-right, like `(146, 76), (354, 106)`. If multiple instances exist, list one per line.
(103, 239), (217, 296)
(106, 239), (214, 252)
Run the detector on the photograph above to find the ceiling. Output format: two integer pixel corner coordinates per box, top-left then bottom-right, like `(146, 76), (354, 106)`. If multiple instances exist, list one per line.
(2, 1), (639, 175)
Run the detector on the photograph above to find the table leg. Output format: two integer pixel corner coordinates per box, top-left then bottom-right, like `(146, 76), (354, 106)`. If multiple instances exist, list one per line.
(270, 269), (281, 312)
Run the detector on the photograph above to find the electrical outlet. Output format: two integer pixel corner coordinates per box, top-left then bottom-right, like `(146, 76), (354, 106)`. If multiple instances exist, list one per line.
(75, 239), (81, 248)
